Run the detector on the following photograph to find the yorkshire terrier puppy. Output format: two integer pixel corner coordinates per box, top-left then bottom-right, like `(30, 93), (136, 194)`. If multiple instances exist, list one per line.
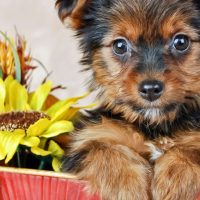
(56, 0), (200, 199)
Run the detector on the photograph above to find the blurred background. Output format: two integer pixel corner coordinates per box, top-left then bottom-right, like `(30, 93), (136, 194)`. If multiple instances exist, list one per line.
(0, 0), (90, 99)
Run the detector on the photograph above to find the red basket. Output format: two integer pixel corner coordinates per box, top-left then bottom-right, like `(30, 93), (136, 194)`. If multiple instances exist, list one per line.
(0, 167), (199, 200)
(0, 167), (100, 200)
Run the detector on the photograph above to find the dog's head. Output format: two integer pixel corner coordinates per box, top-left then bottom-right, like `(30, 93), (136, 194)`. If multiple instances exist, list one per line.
(56, 0), (200, 124)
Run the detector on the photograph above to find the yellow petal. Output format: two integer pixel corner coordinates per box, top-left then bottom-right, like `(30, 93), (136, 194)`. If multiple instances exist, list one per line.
(41, 121), (74, 138)
(0, 78), (6, 113)
(0, 78), (5, 101)
(6, 130), (25, 163)
(24, 104), (31, 110)
(63, 107), (80, 120)
(46, 93), (89, 118)
(31, 147), (51, 156)
(9, 80), (28, 110)
(4, 104), (11, 112)
(61, 92), (90, 104)
(27, 118), (51, 137)
(63, 103), (97, 120)
(20, 136), (40, 147)
(0, 129), (25, 163)
(48, 140), (64, 157)
(0, 142), (6, 160)
(43, 94), (59, 110)
(52, 157), (62, 172)
(51, 102), (74, 122)
(30, 81), (52, 111)
(39, 138), (47, 149)
(4, 75), (14, 104)
(46, 100), (73, 118)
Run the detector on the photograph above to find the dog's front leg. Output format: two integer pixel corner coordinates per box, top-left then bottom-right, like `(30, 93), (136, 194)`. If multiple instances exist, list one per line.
(151, 134), (200, 200)
(62, 121), (152, 200)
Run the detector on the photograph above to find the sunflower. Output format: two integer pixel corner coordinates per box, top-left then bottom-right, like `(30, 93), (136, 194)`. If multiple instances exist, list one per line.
(0, 75), (94, 171)
(0, 31), (95, 171)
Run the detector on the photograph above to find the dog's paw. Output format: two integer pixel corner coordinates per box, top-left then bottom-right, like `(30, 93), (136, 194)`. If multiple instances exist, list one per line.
(152, 148), (200, 200)
(145, 137), (175, 163)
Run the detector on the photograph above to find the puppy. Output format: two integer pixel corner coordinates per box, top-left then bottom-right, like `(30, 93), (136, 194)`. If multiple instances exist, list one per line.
(56, 0), (200, 199)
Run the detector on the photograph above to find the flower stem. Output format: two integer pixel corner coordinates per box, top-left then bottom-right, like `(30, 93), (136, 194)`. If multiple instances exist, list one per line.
(17, 148), (21, 168)
(38, 160), (45, 170)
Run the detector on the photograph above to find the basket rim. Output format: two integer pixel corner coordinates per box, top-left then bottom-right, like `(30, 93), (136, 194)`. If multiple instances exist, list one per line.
(0, 166), (77, 180)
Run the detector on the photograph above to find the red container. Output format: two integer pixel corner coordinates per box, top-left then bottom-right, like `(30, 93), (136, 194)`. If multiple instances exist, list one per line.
(0, 167), (199, 200)
(0, 167), (100, 200)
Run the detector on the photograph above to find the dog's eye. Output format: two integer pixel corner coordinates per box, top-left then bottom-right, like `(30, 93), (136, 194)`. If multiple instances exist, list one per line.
(113, 39), (128, 55)
(173, 34), (190, 52)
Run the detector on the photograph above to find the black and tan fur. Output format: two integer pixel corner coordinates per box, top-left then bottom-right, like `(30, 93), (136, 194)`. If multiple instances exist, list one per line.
(56, 0), (200, 199)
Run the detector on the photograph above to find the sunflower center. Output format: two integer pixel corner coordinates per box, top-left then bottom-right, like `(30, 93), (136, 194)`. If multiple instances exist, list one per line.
(0, 111), (50, 131)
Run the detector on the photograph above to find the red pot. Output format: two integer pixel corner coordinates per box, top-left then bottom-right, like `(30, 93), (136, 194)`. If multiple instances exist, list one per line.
(0, 167), (100, 200)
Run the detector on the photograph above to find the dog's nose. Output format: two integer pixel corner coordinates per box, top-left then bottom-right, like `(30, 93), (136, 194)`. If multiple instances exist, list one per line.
(138, 80), (164, 102)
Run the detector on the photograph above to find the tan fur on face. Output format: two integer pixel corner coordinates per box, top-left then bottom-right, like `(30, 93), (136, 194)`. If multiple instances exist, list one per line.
(56, 0), (200, 124)
(92, 47), (186, 123)
(88, 0), (200, 123)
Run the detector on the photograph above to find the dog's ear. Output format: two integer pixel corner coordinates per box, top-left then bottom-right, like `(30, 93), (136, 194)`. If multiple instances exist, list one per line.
(56, 0), (88, 29)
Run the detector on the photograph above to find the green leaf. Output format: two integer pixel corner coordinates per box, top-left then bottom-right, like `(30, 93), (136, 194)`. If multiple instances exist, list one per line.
(30, 81), (52, 111)
(31, 147), (51, 156)
(52, 157), (62, 172)
(41, 121), (74, 138)
(20, 136), (40, 147)
(9, 80), (28, 110)
(0, 31), (21, 82)
(27, 118), (51, 137)
(48, 140), (64, 157)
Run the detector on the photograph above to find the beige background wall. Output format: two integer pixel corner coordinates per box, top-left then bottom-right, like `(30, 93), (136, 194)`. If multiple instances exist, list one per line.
(0, 0), (90, 100)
